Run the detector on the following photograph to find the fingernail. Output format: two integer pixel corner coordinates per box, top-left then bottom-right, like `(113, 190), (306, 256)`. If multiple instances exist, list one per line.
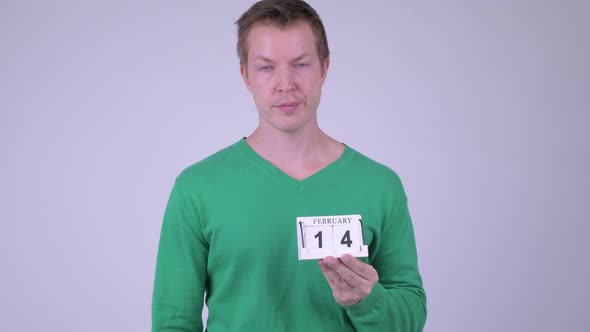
(324, 256), (335, 267)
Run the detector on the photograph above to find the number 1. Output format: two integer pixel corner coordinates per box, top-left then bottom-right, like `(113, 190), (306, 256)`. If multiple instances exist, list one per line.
(314, 231), (323, 248)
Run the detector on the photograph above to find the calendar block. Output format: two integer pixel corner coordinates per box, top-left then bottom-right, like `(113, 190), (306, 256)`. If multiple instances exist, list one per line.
(296, 214), (369, 260)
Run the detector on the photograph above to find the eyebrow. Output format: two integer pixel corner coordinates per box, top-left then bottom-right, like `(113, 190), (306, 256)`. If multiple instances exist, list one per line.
(252, 53), (313, 63)
(292, 53), (312, 62)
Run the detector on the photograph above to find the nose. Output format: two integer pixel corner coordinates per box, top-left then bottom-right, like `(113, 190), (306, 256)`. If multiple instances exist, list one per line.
(276, 67), (294, 92)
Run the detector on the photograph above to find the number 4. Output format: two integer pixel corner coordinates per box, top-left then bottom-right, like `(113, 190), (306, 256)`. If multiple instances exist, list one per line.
(340, 230), (352, 247)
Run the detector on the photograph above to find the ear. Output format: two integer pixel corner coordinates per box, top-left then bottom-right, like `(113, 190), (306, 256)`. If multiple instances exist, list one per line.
(321, 57), (330, 80)
(240, 65), (252, 92)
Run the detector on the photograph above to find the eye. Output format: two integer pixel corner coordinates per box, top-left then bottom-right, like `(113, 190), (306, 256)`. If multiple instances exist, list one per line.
(295, 63), (309, 68)
(259, 65), (273, 72)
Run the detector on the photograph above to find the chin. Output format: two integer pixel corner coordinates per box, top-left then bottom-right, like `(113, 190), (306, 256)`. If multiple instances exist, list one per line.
(261, 111), (314, 134)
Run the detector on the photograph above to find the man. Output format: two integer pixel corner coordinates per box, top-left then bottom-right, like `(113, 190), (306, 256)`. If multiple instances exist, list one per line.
(152, 0), (426, 331)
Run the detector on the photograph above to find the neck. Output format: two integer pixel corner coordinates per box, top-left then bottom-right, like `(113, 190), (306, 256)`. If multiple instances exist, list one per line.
(245, 121), (343, 172)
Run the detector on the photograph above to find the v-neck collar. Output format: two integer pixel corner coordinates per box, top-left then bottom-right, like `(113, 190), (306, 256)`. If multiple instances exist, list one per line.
(234, 137), (354, 186)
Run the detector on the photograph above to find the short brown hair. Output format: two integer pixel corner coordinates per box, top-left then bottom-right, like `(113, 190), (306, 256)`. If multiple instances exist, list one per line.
(235, 0), (330, 70)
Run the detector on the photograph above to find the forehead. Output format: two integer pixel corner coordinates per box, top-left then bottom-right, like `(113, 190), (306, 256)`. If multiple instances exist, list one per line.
(246, 21), (318, 61)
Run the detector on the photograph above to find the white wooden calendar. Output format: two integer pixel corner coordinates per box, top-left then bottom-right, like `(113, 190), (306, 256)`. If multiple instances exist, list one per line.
(296, 214), (369, 260)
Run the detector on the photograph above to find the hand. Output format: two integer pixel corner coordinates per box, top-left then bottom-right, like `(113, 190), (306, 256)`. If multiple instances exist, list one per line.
(318, 254), (379, 306)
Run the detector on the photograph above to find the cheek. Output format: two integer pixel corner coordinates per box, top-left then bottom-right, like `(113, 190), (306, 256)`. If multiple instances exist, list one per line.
(249, 85), (272, 107)
(249, 76), (272, 93)
(301, 81), (322, 98)
(298, 71), (323, 89)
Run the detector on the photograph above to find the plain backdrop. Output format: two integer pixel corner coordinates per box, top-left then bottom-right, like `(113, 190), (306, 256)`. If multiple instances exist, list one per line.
(1, 1), (588, 331)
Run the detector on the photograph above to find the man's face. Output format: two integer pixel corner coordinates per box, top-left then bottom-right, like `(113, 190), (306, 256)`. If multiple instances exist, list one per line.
(241, 21), (329, 134)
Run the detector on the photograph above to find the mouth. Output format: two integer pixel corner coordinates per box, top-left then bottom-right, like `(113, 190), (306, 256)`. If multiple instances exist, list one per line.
(274, 101), (302, 112)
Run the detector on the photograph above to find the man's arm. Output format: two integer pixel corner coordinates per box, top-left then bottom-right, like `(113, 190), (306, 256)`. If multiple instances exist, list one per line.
(319, 181), (427, 331)
(152, 176), (208, 331)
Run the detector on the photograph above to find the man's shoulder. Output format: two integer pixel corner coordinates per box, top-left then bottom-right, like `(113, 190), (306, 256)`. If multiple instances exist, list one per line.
(175, 140), (244, 184)
(346, 145), (404, 188)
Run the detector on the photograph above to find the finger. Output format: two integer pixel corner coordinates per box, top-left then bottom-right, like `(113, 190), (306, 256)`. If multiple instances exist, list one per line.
(318, 260), (339, 288)
(339, 254), (378, 282)
(323, 256), (366, 287)
(319, 260), (352, 289)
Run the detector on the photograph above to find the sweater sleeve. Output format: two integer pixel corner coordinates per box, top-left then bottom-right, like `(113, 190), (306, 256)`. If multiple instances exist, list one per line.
(344, 177), (427, 331)
(152, 176), (209, 332)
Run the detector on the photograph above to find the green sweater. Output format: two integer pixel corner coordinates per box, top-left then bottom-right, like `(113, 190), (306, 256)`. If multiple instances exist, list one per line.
(152, 139), (426, 331)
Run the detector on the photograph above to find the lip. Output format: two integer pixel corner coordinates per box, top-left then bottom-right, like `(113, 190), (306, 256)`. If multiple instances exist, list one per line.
(275, 101), (302, 112)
